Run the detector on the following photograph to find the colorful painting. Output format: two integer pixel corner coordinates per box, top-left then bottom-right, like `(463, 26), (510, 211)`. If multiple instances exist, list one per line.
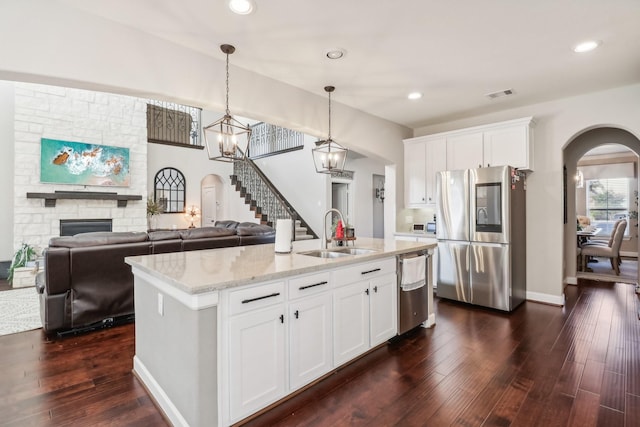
(40, 138), (130, 187)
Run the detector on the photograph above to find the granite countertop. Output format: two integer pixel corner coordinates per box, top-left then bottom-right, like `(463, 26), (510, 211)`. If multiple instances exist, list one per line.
(125, 237), (435, 295)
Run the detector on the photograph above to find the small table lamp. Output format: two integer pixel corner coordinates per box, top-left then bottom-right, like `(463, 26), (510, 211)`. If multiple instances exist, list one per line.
(185, 205), (200, 228)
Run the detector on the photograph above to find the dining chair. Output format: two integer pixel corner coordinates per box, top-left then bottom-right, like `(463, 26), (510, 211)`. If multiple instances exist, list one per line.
(581, 220), (627, 275)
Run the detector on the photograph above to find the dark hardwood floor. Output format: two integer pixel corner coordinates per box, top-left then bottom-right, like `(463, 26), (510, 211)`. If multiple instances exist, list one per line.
(0, 279), (638, 426)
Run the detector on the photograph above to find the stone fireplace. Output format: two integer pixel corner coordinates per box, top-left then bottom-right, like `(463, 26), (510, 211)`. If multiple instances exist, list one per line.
(13, 82), (148, 251)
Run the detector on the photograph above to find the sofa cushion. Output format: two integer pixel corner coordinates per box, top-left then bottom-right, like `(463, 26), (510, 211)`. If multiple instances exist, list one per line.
(236, 223), (276, 236)
(214, 220), (240, 229)
(49, 231), (149, 248)
(148, 230), (182, 241)
(180, 227), (236, 240)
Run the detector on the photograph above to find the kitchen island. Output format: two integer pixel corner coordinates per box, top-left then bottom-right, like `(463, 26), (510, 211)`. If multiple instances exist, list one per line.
(126, 237), (436, 427)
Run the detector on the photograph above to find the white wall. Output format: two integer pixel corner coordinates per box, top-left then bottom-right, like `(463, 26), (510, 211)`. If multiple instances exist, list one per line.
(414, 83), (640, 304)
(347, 157), (386, 238)
(0, 1), (411, 229)
(146, 108), (257, 230)
(0, 82), (15, 261)
(13, 83), (147, 251)
(255, 134), (386, 238)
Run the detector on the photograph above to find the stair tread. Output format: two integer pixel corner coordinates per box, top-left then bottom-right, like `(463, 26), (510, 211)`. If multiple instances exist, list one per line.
(295, 235), (314, 240)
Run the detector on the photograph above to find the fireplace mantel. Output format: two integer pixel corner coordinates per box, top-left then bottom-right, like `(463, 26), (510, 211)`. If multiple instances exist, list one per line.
(26, 191), (143, 207)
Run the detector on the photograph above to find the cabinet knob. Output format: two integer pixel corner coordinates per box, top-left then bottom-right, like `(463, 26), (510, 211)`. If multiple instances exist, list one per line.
(294, 310), (299, 319)
(279, 314), (284, 323)
(373, 286), (378, 293)
(365, 288), (370, 296)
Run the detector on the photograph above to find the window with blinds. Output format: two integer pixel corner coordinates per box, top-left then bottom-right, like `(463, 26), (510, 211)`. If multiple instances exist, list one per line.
(587, 178), (630, 236)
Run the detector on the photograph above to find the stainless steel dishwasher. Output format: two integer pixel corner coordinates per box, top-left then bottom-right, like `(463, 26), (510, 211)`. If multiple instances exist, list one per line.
(397, 250), (430, 335)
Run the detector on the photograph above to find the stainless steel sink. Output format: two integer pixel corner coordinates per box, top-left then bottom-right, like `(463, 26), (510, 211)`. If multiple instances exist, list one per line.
(329, 247), (378, 255)
(297, 249), (352, 259)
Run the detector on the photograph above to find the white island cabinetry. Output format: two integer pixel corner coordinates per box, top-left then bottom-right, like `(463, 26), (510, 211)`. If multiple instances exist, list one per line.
(226, 281), (286, 422)
(127, 238), (435, 427)
(333, 258), (397, 366)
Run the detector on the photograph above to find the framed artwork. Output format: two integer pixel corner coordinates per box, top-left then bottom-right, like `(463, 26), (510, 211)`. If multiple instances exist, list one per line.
(40, 138), (130, 187)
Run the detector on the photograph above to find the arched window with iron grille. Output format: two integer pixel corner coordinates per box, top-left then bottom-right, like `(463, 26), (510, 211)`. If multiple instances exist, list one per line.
(154, 167), (186, 213)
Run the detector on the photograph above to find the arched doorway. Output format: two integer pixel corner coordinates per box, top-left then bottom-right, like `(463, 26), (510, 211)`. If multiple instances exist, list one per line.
(562, 127), (640, 285)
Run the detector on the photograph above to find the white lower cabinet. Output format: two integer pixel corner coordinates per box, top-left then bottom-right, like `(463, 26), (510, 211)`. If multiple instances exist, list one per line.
(225, 258), (397, 424)
(289, 291), (333, 390)
(333, 258), (398, 367)
(228, 304), (286, 422)
(369, 273), (398, 346)
(334, 280), (370, 366)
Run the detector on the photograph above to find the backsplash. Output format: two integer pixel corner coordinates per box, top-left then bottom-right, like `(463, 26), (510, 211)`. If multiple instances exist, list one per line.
(396, 207), (436, 233)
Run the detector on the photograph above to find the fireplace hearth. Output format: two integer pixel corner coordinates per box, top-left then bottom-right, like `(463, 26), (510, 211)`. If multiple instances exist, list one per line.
(60, 219), (113, 236)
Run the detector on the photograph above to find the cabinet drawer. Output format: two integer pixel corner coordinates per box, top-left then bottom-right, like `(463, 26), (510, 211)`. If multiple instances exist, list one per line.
(228, 281), (285, 315)
(288, 272), (332, 300)
(333, 258), (396, 287)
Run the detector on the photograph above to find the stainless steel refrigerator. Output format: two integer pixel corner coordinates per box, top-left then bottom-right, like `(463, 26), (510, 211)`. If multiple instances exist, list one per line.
(435, 166), (526, 311)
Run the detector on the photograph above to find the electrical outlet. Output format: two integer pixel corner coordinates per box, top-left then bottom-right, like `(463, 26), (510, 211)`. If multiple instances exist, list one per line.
(157, 293), (164, 316)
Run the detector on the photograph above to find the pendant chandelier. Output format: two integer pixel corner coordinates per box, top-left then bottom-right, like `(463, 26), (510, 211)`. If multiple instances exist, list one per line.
(312, 86), (348, 174)
(203, 44), (251, 162)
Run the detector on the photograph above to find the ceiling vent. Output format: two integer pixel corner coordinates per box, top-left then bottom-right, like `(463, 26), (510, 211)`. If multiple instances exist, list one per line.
(485, 89), (514, 99)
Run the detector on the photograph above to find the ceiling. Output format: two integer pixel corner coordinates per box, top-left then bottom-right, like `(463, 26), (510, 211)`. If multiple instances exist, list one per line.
(58, 0), (640, 129)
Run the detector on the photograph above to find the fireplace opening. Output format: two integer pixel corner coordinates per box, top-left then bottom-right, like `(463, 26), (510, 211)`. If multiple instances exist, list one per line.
(60, 219), (113, 236)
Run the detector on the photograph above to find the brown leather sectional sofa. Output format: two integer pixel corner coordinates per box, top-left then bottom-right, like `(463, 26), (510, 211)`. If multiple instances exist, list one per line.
(35, 221), (275, 335)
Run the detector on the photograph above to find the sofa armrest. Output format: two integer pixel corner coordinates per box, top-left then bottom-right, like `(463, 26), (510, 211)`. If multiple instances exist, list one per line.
(43, 247), (71, 295)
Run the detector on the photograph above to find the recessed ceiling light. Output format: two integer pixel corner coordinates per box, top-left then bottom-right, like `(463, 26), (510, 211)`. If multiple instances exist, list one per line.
(407, 92), (423, 100)
(229, 0), (255, 15)
(573, 40), (600, 53)
(325, 48), (346, 60)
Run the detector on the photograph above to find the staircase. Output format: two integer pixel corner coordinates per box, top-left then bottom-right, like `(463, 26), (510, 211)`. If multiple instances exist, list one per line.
(230, 157), (317, 240)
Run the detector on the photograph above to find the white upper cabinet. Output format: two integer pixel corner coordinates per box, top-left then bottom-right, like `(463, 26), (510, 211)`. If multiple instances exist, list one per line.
(446, 132), (484, 171)
(404, 140), (427, 207)
(425, 138), (447, 205)
(403, 117), (534, 208)
(483, 122), (532, 170)
(403, 137), (446, 207)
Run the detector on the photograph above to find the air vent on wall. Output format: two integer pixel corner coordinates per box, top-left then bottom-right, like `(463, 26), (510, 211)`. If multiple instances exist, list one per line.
(485, 89), (514, 99)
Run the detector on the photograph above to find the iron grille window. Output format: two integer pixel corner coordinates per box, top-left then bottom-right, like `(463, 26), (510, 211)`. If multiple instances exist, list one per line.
(586, 178), (630, 236)
(154, 168), (186, 213)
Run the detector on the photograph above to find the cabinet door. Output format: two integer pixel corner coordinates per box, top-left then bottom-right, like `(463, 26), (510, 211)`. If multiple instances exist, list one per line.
(289, 292), (333, 390)
(483, 125), (529, 169)
(404, 141), (427, 207)
(425, 138), (447, 204)
(333, 281), (370, 366)
(446, 132), (483, 171)
(228, 305), (286, 422)
(369, 273), (398, 346)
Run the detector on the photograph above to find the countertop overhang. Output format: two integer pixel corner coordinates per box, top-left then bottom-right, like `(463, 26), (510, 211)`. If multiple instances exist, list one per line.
(126, 237), (436, 296)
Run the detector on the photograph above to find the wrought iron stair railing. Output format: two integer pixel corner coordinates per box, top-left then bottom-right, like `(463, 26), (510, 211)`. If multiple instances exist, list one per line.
(231, 157), (318, 240)
(247, 122), (304, 160)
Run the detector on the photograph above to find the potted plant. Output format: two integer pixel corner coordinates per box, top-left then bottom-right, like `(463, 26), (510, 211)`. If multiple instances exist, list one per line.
(147, 195), (164, 230)
(8, 243), (38, 285)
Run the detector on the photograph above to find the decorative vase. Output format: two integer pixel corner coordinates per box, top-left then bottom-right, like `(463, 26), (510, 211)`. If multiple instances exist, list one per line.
(148, 215), (158, 231)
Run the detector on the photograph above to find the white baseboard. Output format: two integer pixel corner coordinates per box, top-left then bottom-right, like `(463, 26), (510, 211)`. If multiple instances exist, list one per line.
(564, 276), (578, 285)
(526, 291), (565, 306)
(133, 356), (189, 427)
(620, 251), (638, 258)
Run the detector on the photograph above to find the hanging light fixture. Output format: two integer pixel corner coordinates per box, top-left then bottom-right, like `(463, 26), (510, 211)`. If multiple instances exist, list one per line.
(203, 44), (251, 162)
(312, 86), (348, 174)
